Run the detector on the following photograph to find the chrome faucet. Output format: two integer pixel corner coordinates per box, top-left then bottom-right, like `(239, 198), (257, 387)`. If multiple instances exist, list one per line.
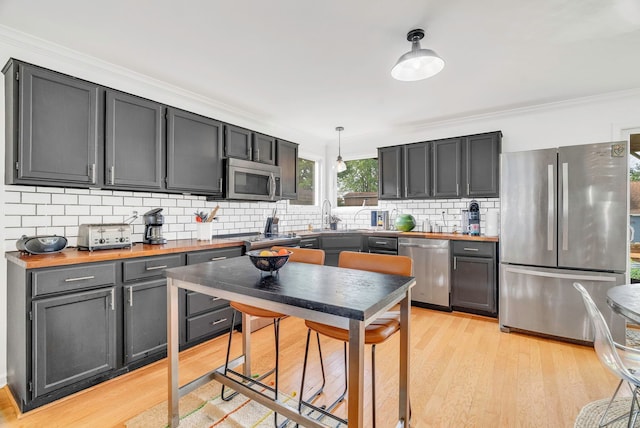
(321, 199), (332, 230)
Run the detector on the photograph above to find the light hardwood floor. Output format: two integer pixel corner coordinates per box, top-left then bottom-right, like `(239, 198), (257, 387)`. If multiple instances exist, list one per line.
(0, 307), (619, 427)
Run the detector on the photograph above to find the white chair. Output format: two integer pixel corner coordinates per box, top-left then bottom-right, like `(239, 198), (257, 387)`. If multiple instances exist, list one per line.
(574, 282), (640, 427)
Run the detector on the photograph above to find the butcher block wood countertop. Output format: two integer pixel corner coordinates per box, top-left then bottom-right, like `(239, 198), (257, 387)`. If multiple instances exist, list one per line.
(5, 238), (244, 269)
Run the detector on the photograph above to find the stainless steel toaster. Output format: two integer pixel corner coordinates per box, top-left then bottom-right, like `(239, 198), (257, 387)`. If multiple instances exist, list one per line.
(77, 223), (132, 251)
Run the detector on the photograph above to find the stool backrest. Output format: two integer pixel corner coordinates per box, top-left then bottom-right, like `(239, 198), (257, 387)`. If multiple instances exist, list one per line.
(338, 251), (412, 276)
(271, 246), (325, 265)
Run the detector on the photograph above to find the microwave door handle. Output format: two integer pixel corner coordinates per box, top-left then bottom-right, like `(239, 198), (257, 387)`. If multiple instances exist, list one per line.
(269, 173), (276, 200)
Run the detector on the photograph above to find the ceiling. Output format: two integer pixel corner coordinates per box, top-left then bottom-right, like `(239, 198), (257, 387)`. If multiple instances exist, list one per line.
(1, 0), (640, 154)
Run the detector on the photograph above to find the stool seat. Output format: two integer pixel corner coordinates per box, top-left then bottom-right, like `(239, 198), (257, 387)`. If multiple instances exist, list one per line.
(305, 312), (400, 344)
(230, 302), (285, 319)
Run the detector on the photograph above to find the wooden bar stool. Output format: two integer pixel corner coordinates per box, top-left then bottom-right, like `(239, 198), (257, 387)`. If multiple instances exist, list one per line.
(222, 246), (325, 426)
(298, 251), (412, 427)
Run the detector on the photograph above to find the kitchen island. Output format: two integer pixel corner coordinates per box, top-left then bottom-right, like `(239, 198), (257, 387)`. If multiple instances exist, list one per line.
(165, 256), (415, 428)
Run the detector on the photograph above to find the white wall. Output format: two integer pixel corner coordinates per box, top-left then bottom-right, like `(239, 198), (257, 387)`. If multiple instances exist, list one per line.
(1, 29), (640, 387)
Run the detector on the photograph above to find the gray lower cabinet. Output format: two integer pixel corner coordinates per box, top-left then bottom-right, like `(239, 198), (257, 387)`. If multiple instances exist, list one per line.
(104, 90), (164, 190)
(299, 237), (320, 249)
(33, 286), (117, 398)
(182, 247), (243, 347)
(4, 59), (101, 187)
(123, 280), (167, 364)
(451, 241), (497, 317)
(166, 107), (224, 196)
(321, 234), (362, 266)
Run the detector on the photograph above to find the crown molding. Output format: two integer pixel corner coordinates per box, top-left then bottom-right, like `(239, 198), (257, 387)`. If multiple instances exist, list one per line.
(0, 25), (322, 146)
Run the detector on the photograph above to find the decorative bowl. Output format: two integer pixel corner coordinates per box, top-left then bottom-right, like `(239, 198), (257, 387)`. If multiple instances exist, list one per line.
(247, 249), (291, 274)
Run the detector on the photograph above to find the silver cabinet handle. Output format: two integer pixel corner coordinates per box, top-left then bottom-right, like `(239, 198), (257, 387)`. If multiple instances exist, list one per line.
(110, 288), (115, 311)
(211, 297), (222, 302)
(467, 183), (470, 195)
(254, 147), (260, 161)
(218, 177), (223, 191)
(211, 318), (227, 326)
(463, 247), (479, 252)
(146, 265), (168, 271)
(64, 275), (95, 282)
(247, 145), (252, 159)
(109, 166), (115, 185)
(456, 183), (459, 195)
(547, 164), (554, 252)
(128, 286), (133, 307)
(454, 256), (457, 270)
(562, 162), (569, 251)
(374, 241), (388, 245)
(210, 257), (227, 261)
(88, 163), (96, 184)
(504, 267), (617, 282)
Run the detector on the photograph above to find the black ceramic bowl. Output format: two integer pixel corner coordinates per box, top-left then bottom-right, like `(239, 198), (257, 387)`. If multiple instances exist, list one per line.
(247, 250), (292, 274)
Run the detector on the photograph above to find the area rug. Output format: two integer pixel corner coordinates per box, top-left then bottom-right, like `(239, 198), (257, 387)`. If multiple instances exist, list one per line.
(574, 397), (640, 427)
(125, 379), (344, 428)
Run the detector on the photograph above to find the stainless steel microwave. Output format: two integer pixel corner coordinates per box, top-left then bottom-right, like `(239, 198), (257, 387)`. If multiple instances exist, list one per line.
(226, 158), (281, 201)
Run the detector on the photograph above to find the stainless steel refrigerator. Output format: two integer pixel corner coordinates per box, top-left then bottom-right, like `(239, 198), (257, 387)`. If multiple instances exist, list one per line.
(500, 142), (628, 343)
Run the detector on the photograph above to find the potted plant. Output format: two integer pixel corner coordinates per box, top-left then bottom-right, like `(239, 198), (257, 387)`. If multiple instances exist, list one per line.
(330, 215), (341, 230)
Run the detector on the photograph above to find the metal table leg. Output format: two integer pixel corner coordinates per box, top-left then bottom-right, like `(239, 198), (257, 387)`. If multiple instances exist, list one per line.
(347, 318), (365, 427)
(167, 278), (179, 428)
(398, 289), (411, 427)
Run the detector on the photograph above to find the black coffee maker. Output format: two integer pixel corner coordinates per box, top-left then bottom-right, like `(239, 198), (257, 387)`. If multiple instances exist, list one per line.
(143, 208), (167, 244)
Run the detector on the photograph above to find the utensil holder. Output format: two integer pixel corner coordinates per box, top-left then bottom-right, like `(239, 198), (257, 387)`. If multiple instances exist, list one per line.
(196, 223), (213, 240)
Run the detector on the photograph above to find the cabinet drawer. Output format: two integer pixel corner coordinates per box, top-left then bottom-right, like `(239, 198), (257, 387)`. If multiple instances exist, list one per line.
(299, 237), (319, 249)
(187, 292), (229, 316)
(321, 235), (361, 249)
(452, 241), (495, 258)
(186, 247), (242, 265)
(367, 236), (398, 251)
(186, 306), (234, 342)
(123, 255), (183, 282)
(32, 263), (116, 297)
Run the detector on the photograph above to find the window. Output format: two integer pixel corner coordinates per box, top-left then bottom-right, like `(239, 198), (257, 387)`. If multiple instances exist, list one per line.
(290, 158), (316, 205)
(337, 158), (378, 207)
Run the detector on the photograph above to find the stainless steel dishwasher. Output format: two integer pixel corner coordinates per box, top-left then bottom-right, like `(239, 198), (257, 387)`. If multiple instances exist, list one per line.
(398, 238), (451, 310)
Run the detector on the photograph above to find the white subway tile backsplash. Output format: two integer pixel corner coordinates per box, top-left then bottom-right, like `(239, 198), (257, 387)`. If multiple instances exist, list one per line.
(22, 193), (51, 204)
(53, 194), (79, 205)
(91, 205), (112, 216)
(4, 191), (21, 203)
(4, 216), (21, 227)
(37, 226), (65, 236)
(64, 188), (91, 194)
(7, 227), (35, 239)
(52, 216), (78, 226)
(79, 195), (102, 205)
(89, 189), (113, 196)
(123, 197), (143, 206)
(5, 203), (36, 216)
(112, 190), (134, 196)
(23, 216), (51, 227)
(102, 196), (124, 206)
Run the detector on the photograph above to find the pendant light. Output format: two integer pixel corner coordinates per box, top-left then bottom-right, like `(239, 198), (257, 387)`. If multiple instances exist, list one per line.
(391, 28), (445, 82)
(335, 126), (347, 172)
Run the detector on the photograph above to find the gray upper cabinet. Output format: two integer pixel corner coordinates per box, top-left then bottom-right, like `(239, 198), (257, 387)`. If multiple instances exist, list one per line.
(224, 124), (252, 160)
(404, 142), (431, 198)
(253, 133), (276, 165)
(277, 139), (298, 199)
(166, 108), (224, 196)
(463, 132), (501, 198)
(378, 146), (403, 199)
(433, 138), (462, 198)
(4, 60), (101, 187)
(105, 90), (164, 190)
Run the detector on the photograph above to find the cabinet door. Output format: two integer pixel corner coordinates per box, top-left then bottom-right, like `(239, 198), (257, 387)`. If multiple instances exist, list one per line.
(224, 124), (252, 160)
(123, 280), (167, 364)
(33, 287), (116, 398)
(15, 63), (100, 186)
(277, 140), (298, 199)
(166, 108), (224, 195)
(378, 146), (403, 199)
(253, 133), (276, 165)
(105, 90), (164, 189)
(451, 256), (496, 315)
(404, 142), (431, 198)
(464, 132), (501, 198)
(433, 138), (462, 198)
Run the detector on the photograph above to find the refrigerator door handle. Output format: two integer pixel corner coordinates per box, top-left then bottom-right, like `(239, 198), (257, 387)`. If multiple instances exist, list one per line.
(504, 266), (618, 282)
(547, 164), (554, 251)
(562, 162), (569, 251)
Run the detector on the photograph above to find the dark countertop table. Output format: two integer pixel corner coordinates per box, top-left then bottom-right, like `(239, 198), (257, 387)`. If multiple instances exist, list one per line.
(607, 284), (640, 324)
(165, 255), (415, 427)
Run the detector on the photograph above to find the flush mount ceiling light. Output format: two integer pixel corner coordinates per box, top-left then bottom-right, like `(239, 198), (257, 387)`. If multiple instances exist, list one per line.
(335, 126), (347, 173)
(391, 28), (445, 81)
